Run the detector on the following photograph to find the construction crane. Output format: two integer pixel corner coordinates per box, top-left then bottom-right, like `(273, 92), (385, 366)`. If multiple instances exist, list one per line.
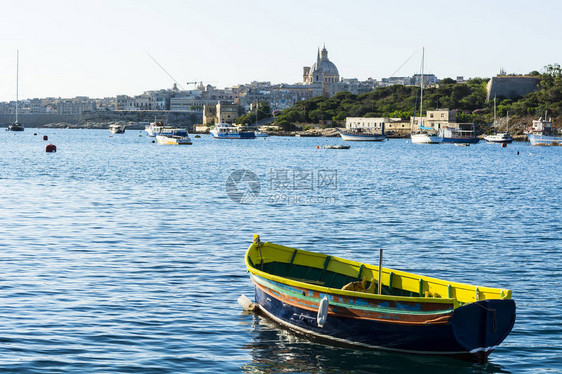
(187, 81), (217, 89)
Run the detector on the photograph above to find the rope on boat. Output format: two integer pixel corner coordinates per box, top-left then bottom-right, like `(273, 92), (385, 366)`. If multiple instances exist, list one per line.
(474, 301), (498, 333)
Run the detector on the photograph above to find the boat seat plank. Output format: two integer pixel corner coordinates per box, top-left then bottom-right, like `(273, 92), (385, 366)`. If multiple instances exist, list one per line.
(285, 276), (325, 286)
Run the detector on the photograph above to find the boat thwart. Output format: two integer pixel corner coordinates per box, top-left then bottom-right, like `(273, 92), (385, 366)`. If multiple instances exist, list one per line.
(245, 235), (515, 363)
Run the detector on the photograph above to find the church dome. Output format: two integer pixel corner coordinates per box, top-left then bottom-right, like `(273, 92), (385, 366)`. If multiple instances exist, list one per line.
(308, 46), (339, 78)
(310, 59), (339, 76)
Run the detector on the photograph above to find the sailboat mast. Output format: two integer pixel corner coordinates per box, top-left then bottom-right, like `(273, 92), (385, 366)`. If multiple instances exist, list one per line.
(419, 47), (424, 126)
(494, 95), (496, 126)
(16, 50), (19, 124)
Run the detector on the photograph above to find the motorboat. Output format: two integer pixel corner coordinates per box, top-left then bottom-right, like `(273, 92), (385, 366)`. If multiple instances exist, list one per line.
(210, 123), (256, 139)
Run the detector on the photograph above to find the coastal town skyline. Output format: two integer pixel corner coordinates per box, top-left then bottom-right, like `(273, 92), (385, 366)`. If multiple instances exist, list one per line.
(1, 0), (560, 102)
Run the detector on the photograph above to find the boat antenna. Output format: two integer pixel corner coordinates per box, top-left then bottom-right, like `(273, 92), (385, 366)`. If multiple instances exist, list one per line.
(145, 51), (185, 91)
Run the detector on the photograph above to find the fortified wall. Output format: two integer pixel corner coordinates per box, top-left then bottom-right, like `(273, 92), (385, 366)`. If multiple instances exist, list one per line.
(486, 76), (540, 102)
(0, 110), (202, 130)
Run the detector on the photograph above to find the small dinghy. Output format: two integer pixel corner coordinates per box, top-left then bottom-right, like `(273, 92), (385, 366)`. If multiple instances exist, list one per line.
(244, 236), (515, 363)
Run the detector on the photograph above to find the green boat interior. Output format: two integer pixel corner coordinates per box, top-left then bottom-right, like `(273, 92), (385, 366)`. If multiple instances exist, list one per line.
(247, 238), (513, 304)
(249, 253), (422, 298)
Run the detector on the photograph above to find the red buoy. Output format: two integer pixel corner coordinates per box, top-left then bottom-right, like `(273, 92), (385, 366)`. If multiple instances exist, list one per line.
(501, 142), (507, 148)
(45, 143), (57, 153)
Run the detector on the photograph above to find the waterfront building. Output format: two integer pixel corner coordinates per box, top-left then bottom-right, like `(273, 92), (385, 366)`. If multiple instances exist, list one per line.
(410, 109), (459, 132)
(170, 97), (218, 111)
(203, 102), (241, 125)
(345, 117), (386, 131)
(56, 97), (96, 115)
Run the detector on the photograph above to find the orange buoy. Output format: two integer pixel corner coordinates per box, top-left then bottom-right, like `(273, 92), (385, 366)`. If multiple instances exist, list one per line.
(316, 145), (320, 149)
(43, 135), (48, 141)
(45, 143), (57, 153)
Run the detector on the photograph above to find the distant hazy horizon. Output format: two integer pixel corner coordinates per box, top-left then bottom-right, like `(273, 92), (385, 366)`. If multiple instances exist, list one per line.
(1, 0), (560, 102)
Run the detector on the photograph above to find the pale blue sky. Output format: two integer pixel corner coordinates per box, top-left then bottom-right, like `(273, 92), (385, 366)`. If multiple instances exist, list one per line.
(0, 0), (560, 101)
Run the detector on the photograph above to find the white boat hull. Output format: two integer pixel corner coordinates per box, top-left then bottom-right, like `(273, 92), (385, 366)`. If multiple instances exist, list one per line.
(339, 132), (385, 141)
(156, 135), (192, 145)
(527, 134), (562, 146)
(484, 133), (513, 143)
(411, 133), (442, 144)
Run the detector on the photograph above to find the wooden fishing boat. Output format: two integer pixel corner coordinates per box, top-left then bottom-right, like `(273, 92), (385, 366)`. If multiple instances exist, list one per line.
(244, 236), (515, 363)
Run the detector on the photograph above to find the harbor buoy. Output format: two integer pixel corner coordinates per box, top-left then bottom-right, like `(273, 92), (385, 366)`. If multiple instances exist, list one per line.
(45, 143), (57, 153)
(43, 135), (48, 141)
(316, 145), (320, 149)
(34, 133), (37, 136)
(501, 142), (507, 148)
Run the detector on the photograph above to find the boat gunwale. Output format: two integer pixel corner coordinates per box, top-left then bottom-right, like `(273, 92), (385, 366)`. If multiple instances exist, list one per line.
(245, 240), (512, 306)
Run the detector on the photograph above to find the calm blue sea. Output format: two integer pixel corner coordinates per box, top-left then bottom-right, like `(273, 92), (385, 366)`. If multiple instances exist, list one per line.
(0, 129), (560, 373)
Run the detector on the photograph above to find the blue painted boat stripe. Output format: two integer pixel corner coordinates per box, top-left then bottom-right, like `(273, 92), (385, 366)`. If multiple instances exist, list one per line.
(251, 273), (453, 316)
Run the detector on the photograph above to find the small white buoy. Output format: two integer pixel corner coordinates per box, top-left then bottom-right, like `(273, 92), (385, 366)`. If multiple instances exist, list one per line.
(317, 296), (329, 327)
(238, 294), (255, 311)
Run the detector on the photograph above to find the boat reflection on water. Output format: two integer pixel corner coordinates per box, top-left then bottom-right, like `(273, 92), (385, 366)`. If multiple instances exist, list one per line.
(240, 314), (508, 373)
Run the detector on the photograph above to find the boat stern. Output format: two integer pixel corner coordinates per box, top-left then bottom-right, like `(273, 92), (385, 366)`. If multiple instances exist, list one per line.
(450, 299), (516, 362)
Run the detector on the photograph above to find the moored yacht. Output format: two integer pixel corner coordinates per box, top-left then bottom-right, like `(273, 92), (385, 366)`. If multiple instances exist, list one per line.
(7, 51), (24, 132)
(156, 128), (192, 145)
(109, 123), (126, 134)
(526, 114), (561, 146)
(485, 98), (513, 143)
(410, 48), (442, 144)
(145, 121), (165, 137)
(411, 133), (443, 144)
(339, 127), (386, 141)
(210, 123), (256, 139)
(484, 132), (513, 143)
(440, 123), (480, 144)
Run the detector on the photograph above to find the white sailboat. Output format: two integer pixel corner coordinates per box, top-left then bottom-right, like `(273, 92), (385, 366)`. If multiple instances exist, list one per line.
(484, 97), (513, 143)
(8, 50), (24, 132)
(411, 48), (441, 144)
